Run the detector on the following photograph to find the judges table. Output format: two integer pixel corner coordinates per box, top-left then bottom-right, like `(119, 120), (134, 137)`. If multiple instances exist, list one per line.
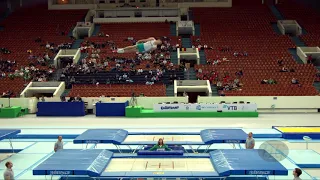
(37, 102), (85, 116)
(154, 103), (257, 112)
(95, 101), (129, 117)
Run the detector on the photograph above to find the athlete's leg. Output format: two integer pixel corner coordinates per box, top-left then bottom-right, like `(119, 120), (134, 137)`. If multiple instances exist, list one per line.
(116, 45), (138, 53)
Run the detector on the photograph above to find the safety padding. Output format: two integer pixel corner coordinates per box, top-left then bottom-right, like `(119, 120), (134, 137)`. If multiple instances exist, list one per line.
(210, 149), (288, 176)
(33, 149), (113, 177)
(200, 129), (247, 144)
(73, 129), (128, 144)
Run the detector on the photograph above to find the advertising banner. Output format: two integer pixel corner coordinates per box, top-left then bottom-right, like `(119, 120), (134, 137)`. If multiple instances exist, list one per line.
(153, 103), (257, 112)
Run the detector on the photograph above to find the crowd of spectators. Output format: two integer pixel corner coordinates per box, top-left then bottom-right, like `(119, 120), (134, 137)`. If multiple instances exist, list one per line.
(1, 91), (15, 98)
(62, 35), (181, 86)
(197, 68), (244, 93)
(1, 61), (54, 82)
(0, 48), (11, 54)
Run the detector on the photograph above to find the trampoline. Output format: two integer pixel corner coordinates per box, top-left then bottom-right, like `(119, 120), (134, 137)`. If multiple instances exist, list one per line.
(73, 129), (248, 153)
(33, 149), (288, 178)
(0, 129), (21, 153)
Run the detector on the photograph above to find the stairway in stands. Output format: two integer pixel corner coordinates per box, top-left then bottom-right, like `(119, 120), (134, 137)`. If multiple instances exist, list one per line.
(188, 9), (194, 21)
(199, 50), (207, 64)
(184, 67), (197, 80)
(288, 48), (304, 64)
(0, 8), (10, 23)
(194, 24), (201, 36)
(313, 81), (320, 93)
(181, 37), (192, 48)
(314, 66), (320, 93)
(166, 85), (174, 96)
(170, 23), (176, 36)
(271, 4), (320, 93)
(291, 36), (306, 47)
(269, 5), (307, 64)
(271, 22), (282, 35)
(269, 5), (284, 20)
(71, 39), (84, 49)
(49, 69), (63, 81)
(92, 24), (101, 36)
(210, 85), (219, 96)
(170, 51), (178, 65)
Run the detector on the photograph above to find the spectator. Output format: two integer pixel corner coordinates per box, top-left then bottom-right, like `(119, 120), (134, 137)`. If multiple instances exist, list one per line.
(291, 78), (299, 84)
(219, 90), (225, 96)
(234, 78), (240, 85)
(3, 161), (14, 180)
(76, 94), (83, 102)
(217, 81), (223, 90)
(183, 91), (188, 97)
(236, 69), (243, 77)
(146, 81), (154, 85)
(60, 96), (66, 102)
(41, 96), (45, 102)
(280, 66), (289, 72)
(213, 59), (220, 65)
(54, 136), (63, 152)
(222, 57), (228, 61)
(293, 168), (302, 180)
(44, 53), (51, 61)
(245, 132), (255, 149)
(0, 48), (11, 54)
(68, 97), (75, 102)
(233, 51), (239, 57)
(268, 78), (276, 84)
(46, 42), (51, 49)
(261, 79), (268, 84)
(278, 58), (284, 66)
(243, 51), (248, 56)
(35, 37), (42, 43)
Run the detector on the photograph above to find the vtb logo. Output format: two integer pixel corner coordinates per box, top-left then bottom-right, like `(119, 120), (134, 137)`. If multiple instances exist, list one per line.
(224, 105), (237, 110)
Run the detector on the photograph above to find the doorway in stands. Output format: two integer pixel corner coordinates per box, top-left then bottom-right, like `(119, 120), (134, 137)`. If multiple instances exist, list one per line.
(264, 0), (275, 5)
(177, 91), (207, 103)
(181, 59), (196, 68)
(187, 92), (207, 103)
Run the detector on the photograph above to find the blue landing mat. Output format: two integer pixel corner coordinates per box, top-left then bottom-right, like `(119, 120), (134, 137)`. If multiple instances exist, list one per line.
(287, 150), (320, 168)
(242, 129), (282, 138)
(0, 129), (21, 140)
(73, 129), (128, 144)
(33, 149), (113, 177)
(210, 149), (288, 176)
(201, 129), (247, 143)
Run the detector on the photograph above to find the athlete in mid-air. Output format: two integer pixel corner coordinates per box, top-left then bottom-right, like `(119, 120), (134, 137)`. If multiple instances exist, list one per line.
(114, 37), (163, 54)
